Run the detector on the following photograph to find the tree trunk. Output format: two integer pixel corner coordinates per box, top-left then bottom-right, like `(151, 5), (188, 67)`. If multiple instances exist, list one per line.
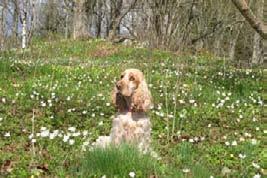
(214, 31), (224, 56)
(22, 11), (27, 49)
(109, 0), (137, 40)
(27, 0), (36, 41)
(0, 2), (4, 50)
(73, 0), (89, 39)
(103, 0), (111, 37)
(231, 0), (265, 38)
(95, 0), (102, 38)
(252, 0), (264, 64)
(229, 22), (244, 61)
(12, 0), (19, 45)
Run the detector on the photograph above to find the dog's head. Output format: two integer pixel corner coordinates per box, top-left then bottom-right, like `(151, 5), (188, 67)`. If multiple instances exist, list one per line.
(112, 69), (152, 112)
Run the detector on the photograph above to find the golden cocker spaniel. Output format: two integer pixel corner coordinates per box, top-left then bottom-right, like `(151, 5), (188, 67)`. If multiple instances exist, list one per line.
(93, 69), (152, 152)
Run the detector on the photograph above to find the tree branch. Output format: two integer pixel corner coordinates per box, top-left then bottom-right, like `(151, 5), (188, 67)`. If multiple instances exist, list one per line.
(231, 0), (266, 38)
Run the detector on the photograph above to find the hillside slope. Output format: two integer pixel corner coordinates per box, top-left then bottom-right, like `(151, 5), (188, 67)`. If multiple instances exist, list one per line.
(0, 39), (263, 177)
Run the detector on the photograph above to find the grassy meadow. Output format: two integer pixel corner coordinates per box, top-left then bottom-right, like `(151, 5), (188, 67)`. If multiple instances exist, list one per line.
(0, 38), (263, 177)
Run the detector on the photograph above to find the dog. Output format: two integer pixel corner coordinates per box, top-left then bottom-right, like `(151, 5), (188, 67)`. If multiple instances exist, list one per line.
(93, 69), (152, 152)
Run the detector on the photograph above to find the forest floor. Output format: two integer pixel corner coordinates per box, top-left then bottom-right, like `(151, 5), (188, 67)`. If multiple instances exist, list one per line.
(0, 38), (263, 177)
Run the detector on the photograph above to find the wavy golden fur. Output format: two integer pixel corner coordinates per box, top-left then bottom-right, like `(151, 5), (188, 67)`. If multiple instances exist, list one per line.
(93, 69), (152, 152)
(112, 69), (152, 112)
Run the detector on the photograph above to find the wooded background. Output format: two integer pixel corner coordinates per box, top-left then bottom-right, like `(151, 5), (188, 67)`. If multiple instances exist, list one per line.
(0, 0), (264, 64)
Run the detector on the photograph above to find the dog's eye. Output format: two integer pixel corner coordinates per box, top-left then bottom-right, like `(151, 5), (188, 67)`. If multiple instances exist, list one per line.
(129, 76), (135, 81)
(120, 75), (124, 79)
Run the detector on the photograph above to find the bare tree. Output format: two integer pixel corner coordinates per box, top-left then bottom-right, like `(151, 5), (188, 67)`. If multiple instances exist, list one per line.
(251, 0), (264, 64)
(108, 0), (137, 39)
(11, 0), (19, 45)
(231, 0), (264, 37)
(73, 0), (89, 39)
(0, 1), (5, 50)
(94, 0), (104, 38)
(228, 12), (244, 61)
(20, 0), (28, 49)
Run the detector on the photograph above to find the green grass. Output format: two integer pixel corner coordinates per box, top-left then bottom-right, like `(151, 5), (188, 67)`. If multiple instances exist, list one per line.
(0, 38), (263, 177)
(73, 144), (172, 177)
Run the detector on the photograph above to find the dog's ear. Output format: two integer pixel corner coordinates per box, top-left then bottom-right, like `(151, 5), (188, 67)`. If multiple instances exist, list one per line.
(111, 86), (118, 106)
(111, 86), (128, 111)
(132, 80), (152, 112)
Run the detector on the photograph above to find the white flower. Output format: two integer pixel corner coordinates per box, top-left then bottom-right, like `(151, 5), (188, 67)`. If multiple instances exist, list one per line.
(82, 130), (88, 136)
(231, 140), (237, 146)
(244, 132), (252, 137)
(40, 101), (46, 107)
(40, 130), (49, 137)
(225, 141), (230, 146)
(0, 117), (2, 121)
(129, 171), (135, 177)
(239, 137), (245, 142)
(63, 135), (70, 142)
(189, 138), (194, 143)
(101, 175), (107, 178)
(68, 127), (76, 132)
(182, 168), (190, 173)
(179, 100), (185, 104)
(238, 153), (246, 159)
(72, 132), (81, 137)
(106, 103), (111, 106)
(252, 162), (260, 169)
(251, 139), (257, 145)
(31, 139), (36, 143)
(4, 132), (10, 137)
(82, 110), (87, 115)
(168, 114), (174, 118)
(193, 137), (199, 142)
(49, 133), (56, 139)
(52, 130), (59, 136)
(69, 139), (75, 145)
(28, 134), (34, 139)
(83, 141), (89, 146)
(253, 173), (261, 178)
(98, 121), (104, 126)
(189, 99), (195, 104)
